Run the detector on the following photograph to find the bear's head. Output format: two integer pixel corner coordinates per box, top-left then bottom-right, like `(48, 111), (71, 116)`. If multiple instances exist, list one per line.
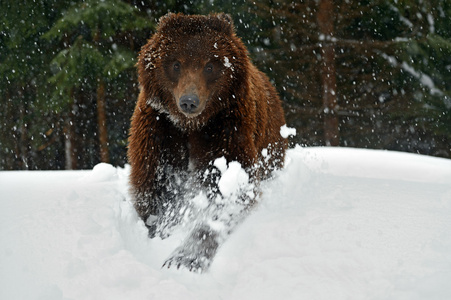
(138, 13), (249, 131)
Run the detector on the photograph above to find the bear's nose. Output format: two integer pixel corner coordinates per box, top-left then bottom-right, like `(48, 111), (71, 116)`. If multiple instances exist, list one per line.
(179, 94), (200, 114)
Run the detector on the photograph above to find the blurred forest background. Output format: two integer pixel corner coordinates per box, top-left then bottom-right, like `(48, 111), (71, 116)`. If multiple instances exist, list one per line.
(1, 0), (450, 170)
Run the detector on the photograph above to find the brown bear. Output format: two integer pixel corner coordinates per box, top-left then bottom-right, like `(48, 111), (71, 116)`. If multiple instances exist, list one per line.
(128, 13), (287, 272)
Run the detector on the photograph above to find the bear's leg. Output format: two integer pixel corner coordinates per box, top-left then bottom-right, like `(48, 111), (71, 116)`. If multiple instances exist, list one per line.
(146, 164), (190, 239)
(162, 224), (219, 272)
(163, 190), (253, 272)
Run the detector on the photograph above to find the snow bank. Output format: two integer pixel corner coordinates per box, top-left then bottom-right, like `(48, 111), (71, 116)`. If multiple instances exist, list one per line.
(1, 147), (451, 300)
(301, 146), (451, 184)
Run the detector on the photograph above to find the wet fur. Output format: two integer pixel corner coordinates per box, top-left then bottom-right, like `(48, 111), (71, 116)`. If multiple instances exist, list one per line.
(128, 13), (287, 272)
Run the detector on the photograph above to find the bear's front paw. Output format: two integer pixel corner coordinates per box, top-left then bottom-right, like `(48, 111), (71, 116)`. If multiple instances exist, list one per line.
(162, 225), (219, 273)
(163, 248), (211, 273)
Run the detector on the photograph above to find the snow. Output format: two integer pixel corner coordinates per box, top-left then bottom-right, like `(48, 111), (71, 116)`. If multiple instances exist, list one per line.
(214, 159), (250, 199)
(280, 124), (297, 138)
(380, 53), (442, 96)
(427, 13), (435, 33)
(1, 146), (451, 300)
(223, 56), (233, 71)
(400, 62), (442, 96)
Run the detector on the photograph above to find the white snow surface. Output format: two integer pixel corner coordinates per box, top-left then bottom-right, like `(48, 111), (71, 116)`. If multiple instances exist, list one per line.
(1, 146), (451, 300)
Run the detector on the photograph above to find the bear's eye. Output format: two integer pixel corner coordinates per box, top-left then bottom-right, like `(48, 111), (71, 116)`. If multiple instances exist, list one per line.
(173, 62), (181, 72)
(205, 63), (214, 73)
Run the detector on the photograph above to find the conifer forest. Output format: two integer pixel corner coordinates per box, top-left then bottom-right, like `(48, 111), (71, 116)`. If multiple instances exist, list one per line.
(1, 0), (450, 170)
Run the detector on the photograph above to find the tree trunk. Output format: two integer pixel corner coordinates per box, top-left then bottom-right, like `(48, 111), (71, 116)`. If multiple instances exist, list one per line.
(20, 105), (29, 170)
(65, 89), (78, 170)
(317, 0), (339, 146)
(93, 27), (110, 164)
(96, 78), (110, 163)
(19, 95), (29, 170)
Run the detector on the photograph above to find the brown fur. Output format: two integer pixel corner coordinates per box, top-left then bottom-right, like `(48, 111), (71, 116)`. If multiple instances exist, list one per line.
(127, 13), (287, 271)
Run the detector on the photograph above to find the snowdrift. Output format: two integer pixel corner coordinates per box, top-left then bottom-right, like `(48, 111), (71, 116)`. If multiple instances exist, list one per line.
(1, 146), (451, 300)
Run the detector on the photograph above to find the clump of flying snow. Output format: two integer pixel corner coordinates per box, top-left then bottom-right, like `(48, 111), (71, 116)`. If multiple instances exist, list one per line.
(280, 124), (297, 138)
(214, 157), (250, 199)
(213, 156), (228, 173)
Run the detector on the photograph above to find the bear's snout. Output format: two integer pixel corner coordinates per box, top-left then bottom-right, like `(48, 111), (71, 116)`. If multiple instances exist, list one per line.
(179, 94), (201, 115)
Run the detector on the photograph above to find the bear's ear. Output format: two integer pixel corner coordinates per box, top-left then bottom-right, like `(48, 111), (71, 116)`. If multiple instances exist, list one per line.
(212, 13), (234, 36)
(159, 12), (180, 24)
(158, 12), (181, 30)
(215, 13), (233, 26)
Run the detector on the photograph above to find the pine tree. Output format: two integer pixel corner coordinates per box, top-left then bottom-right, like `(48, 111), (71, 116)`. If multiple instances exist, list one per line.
(246, 0), (451, 157)
(0, 0), (72, 169)
(43, 0), (153, 168)
(1, 0), (450, 170)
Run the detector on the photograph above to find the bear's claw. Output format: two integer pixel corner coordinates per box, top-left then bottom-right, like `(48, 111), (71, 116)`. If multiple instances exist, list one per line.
(163, 250), (208, 273)
(163, 225), (219, 273)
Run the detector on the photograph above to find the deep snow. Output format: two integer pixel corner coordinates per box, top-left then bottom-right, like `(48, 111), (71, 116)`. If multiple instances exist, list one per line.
(1, 146), (451, 300)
